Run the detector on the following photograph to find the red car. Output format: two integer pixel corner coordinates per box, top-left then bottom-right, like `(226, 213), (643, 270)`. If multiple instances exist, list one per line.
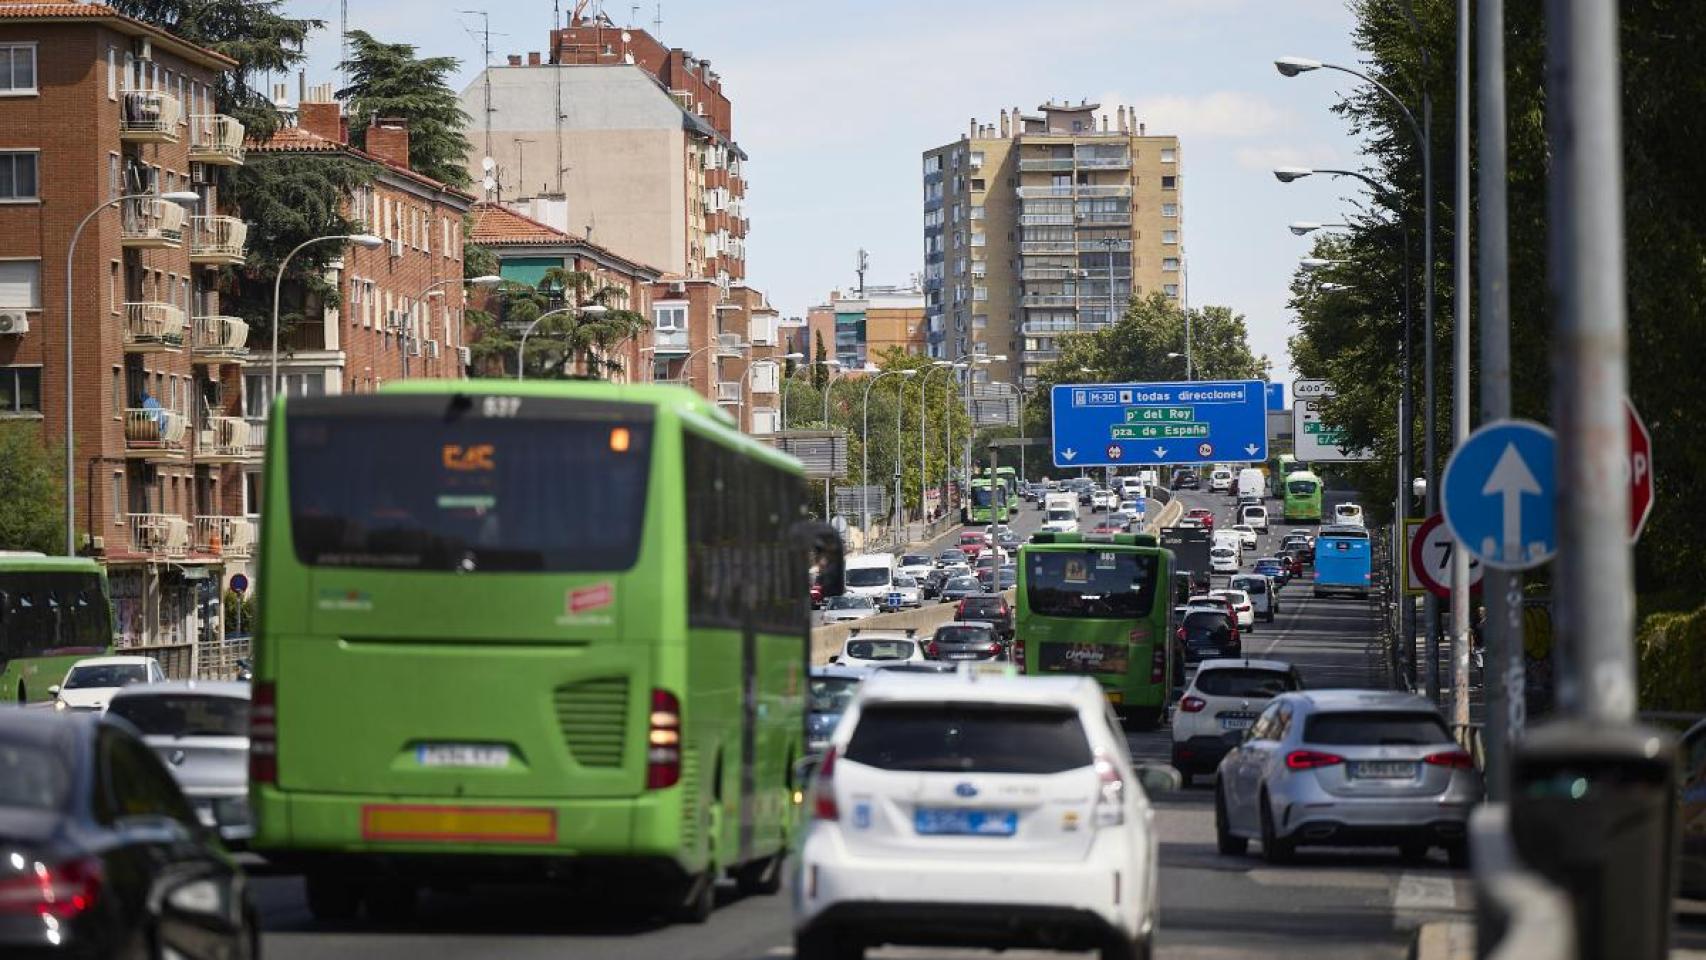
(810, 580), (825, 608)
(1276, 550), (1305, 577)
(1186, 508), (1216, 531)
(958, 531), (989, 559)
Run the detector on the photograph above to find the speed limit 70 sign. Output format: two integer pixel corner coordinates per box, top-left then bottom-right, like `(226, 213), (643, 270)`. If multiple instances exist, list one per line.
(1407, 513), (1484, 598)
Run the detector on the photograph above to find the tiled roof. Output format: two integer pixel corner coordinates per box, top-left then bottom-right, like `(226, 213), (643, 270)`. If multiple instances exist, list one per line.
(249, 125), (475, 201)
(0, 3), (236, 68)
(468, 203), (576, 245)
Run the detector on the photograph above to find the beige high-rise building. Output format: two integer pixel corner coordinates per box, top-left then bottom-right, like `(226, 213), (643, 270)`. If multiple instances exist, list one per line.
(923, 101), (1183, 388)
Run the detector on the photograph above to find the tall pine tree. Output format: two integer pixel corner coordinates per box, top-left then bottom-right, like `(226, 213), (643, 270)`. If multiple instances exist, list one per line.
(337, 31), (473, 188)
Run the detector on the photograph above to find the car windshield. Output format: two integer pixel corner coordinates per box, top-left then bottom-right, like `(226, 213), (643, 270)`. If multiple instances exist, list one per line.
(808, 676), (861, 713)
(934, 625), (993, 645)
(1046, 508), (1075, 522)
(946, 577), (980, 591)
(970, 487), (994, 506)
(901, 555), (930, 567)
(1305, 710), (1453, 746)
(844, 702), (1092, 774)
(845, 567), (892, 587)
(107, 694), (249, 737)
(0, 739), (71, 811)
(1025, 549), (1160, 619)
(826, 596), (873, 610)
(1195, 668), (1298, 698)
(64, 663), (148, 689)
(844, 639), (915, 661)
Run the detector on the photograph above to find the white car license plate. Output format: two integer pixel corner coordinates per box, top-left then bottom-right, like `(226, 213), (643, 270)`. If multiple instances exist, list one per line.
(1218, 715), (1254, 730)
(914, 807), (1018, 836)
(416, 744), (511, 769)
(1350, 760), (1418, 780)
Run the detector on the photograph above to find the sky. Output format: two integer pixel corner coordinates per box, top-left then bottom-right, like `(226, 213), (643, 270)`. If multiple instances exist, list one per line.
(281, 0), (1373, 387)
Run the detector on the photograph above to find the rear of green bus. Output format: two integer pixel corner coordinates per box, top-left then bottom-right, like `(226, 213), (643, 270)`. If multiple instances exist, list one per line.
(993, 466), (1020, 515)
(964, 478), (1000, 524)
(1282, 470), (1323, 523)
(252, 382), (809, 915)
(1016, 533), (1175, 730)
(0, 555), (112, 704)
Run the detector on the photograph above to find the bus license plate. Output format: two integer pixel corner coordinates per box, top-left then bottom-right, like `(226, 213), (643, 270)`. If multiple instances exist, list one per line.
(914, 808), (1018, 837)
(416, 744), (511, 769)
(1350, 760), (1418, 780)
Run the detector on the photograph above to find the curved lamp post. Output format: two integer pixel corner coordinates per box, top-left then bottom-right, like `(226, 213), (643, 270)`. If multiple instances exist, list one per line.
(63, 190), (201, 555)
(515, 303), (607, 380)
(272, 233), (384, 400)
(407, 274), (501, 376)
(860, 368), (915, 540)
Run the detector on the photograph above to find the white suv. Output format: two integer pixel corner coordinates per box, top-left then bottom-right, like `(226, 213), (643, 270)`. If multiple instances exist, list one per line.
(794, 670), (1170, 960)
(1170, 658), (1303, 788)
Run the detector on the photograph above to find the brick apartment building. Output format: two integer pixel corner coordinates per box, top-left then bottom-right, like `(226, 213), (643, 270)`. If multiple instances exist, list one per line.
(0, 1), (250, 673)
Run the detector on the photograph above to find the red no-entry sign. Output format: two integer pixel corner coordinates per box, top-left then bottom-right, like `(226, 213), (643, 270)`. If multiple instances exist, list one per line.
(1628, 398), (1654, 543)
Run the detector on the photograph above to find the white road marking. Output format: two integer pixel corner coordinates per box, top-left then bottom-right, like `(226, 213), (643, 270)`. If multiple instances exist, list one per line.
(1393, 871), (1459, 912)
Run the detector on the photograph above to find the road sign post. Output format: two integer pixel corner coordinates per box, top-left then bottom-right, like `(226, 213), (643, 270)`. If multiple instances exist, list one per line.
(1441, 420), (1558, 571)
(1408, 513), (1485, 598)
(1050, 380), (1268, 469)
(1292, 380), (1374, 462)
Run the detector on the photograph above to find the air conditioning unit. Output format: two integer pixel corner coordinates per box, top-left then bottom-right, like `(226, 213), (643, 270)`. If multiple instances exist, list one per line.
(407, 339), (422, 357)
(389, 237), (405, 258)
(386, 310), (406, 331)
(0, 311), (29, 335)
(456, 346), (472, 367)
(132, 37), (153, 61)
(668, 281), (687, 294)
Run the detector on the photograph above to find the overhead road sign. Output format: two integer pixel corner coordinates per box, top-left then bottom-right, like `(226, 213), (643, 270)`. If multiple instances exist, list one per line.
(1050, 380), (1268, 468)
(1441, 419), (1557, 571)
(1292, 379), (1373, 462)
(1408, 513), (1485, 598)
(1265, 382), (1286, 411)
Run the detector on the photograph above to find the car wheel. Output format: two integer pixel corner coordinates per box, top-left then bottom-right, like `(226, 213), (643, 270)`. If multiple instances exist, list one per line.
(1099, 932), (1149, 960)
(1399, 840), (1431, 863)
(1259, 791), (1293, 863)
(734, 853), (783, 897)
(795, 928), (864, 960)
(304, 871), (363, 922)
(1446, 842), (1470, 869)
(1215, 784), (1248, 856)
(672, 871), (716, 924)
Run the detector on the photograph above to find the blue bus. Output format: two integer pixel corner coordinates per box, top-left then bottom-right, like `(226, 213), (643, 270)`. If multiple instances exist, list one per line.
(1313, 525), (1372, 598)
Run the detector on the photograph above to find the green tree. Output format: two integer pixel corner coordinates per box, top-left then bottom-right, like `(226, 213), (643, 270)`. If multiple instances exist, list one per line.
(812, 330), (830, 390)
(0, 423), (65, 554)
(336, 30), (473, 188)
(465, 268), (645, 379)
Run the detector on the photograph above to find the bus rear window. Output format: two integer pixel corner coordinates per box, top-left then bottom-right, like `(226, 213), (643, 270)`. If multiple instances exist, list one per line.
(1025, 550), (1159, 619)
(1287, 480), (1318, 495)
(287, 411), (652, 572)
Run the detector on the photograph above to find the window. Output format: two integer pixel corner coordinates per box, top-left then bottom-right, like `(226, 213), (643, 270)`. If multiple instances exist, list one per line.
(969, 151), (984, 170)
(0, 260), (40, 308)
(0, 152), (38, 201)
(1163, 284), (1180, 298)
(1161, 175), (1178, 190)
(845, 703), (1092, 774)
(243, 471), (261, 517)
(1162, 230), (1179, 245)
(107, 46), (118, 99)
(0, 44), (36, 95)
(1162, 203), (1179, 218)
(0, 367), (42, 415)
(654, 304), (687, 330)
(1162, 258), (1181, 272)
(111, 367), (121, 417)
(970, 178), (986, 192)
(1160, 148), (1177, 163)
(111, 473), (124, 522)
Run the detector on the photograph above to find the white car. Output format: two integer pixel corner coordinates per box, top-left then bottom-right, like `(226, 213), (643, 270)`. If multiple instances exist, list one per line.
(820, 595), (879, 625)
(1334, 503), (1365, 527)
(1210, 545), (1239, 574)
(829, 630), (926, 669)
(1091, 489), (1120, 512)
(51, 655), (165, 713)
(1231, 524), (1259, 550)
(1170, 658), (1303, 788)
(1210, 588), (1257, 630)
(1208, 469), (1233, 492)
(1239, 504), (1270, 534)
(897, 553), (934, 581)
(885, 575), (924, 610)
(794, 669), (1169, 959)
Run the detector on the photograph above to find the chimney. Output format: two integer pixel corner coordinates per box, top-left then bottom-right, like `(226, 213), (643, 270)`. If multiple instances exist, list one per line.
(527, 51), (541, 65)
(1101, 114), (1109, 132)
(367, 117), (411, 170)
(969, 117), (977, 139)
(1140, 122), (1146, 136)
(999, 108), (1009, 137)
(297, 100), (343, 143)
(507, 54), (522, 66)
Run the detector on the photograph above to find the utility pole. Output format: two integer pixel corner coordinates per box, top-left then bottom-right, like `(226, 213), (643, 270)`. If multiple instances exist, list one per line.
(1449, 0), (1473, 729)
(1476, 0), (1518, 799)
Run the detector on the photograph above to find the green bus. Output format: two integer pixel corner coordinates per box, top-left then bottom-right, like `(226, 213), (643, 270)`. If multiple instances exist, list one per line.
(1267, 454), (1300, 497)
(252, 380), (837, 923)
(1016, 532), (1178, 730)
(989, 466), (1020, 515)
(0, 554), (113, 704)
(963, 477), (1004, 524)
(1282, 469), (1324, 523)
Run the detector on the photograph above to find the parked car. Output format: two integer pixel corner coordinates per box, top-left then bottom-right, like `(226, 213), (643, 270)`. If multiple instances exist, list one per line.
(794, 671), (1169, 960)
(51, 656), (165, 714)
(925, 621), (1007, 661)
(820, 594), (879, 624)
(1171, 659), (1304, 787)
(106, 681), (254, 846)
(831, 630), (926, 669)
(807, 666), (867, 755)
(0, 708), (259, 957)
(956, 593), (1015, 642)
(1214, 691), (1481, 865)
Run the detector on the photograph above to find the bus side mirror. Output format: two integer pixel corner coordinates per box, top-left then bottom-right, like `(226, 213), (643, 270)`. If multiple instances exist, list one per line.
(798, 521), (845, 598)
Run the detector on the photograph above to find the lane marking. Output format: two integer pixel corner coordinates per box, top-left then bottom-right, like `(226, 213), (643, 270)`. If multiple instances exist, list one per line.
(1393, 871), (1458, 912)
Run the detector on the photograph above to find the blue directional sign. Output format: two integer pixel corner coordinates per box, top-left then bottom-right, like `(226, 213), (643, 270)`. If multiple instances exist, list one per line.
(1050, 380), (1269, 468)
(1441, 419), (1557, 571)
(1265, 382), (1286, 411)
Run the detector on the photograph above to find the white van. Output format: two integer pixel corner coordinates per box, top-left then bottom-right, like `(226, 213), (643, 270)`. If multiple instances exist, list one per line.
(1042, 493), (1078, 533)
(1334, 502), (1365, 527)
(844, 552), (898, 601)
(1213, 529), (1243, 557)
(1208, 468), (1234, 493)
(1240, 503), (1270, 533)
(1117, 476), (1146, 502)
(1236, 468), (1266, 502)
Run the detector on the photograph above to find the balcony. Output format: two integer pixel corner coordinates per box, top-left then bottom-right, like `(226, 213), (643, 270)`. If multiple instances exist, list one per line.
(1079, 239), (1132, 253)
(1019, 214), (1073, 227)
(714, 332), (746, 357)
(1018, 158), (1075, 172)
(1076, 185), (1133, 198)
(1023, 320), (1081, 335)
(715, 381), (743, 404)
(191, 315), (249, 363)
(1023, 295), (1080, 308)
(653, 328), (689, 355)
(123, 409), (188, 459)
(188, 216), (247, 266)
(189, 114), (246, 165)
(1077, 212), (1133, 226)
(1074, 156), (1131, 169)
(1020, 241), (1077, 255)
(120, 89), (183, 142)
(127, 514), (191, 558)
(194, 516), (256, 559)
(1016, 186), (1074, 199)
(196, 416), (252, 463)
(121, 198), (186, 249)
(123, 302), (187, 353)
(244, 417), (267, 459)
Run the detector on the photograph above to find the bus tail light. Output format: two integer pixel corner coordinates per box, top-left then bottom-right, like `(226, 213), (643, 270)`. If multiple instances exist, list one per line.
(1093, 752), (1126, 826)
(646, 689), (681, 789)
(1013, 639), (1026, 672)
(1150, 640), (1169, 685)
(249, 682), (277, 785)
(813, 747), (840, 821)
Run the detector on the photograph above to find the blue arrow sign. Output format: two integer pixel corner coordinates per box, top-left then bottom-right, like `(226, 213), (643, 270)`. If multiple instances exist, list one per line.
(1441, 419), (1557, 571)
(1050, 380), (1269, 468)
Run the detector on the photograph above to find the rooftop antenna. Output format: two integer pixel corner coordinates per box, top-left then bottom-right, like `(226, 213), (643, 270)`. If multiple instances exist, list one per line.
(856, 248), (869, 296)
(459, 10), (499, 197)
(339, 0), (349, 90)
(554, 0), (565, 193)
(653, 2), (662, 36)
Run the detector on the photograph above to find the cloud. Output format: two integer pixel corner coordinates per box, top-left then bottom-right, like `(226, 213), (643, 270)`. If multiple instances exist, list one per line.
(1231, 143), (1344, 172)
(1092, 91), (1292, 141)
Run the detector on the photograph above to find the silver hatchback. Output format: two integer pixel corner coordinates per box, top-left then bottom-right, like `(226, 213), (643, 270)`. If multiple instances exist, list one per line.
(106, 680), (253, 846)
(1213, 690), (1481, 866)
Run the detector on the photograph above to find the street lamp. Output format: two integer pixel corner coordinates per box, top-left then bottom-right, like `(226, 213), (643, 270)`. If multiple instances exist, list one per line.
(820, 360), (847, 518)
(1288, 221), (1352, 236)
(515, 303), (608, 381)
(768, 352), (805, 427)
(917, 360), (957, 525)
(860, 369), (915, 539)
(63, 190), (201, 555)
(272, 233), (383, 400)
(405, 274), (501, 376)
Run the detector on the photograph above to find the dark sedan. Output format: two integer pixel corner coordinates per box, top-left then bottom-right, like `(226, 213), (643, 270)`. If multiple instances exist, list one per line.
(938, 576), (983, 603)
(1176, 608), (1242, 664)
(0, 708), (257, 958)
(1253, 557), (1290, 588)
(926, 621), (1007, 662)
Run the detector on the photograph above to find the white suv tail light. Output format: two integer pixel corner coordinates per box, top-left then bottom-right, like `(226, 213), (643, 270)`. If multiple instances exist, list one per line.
(1093, 752), (1126, 826)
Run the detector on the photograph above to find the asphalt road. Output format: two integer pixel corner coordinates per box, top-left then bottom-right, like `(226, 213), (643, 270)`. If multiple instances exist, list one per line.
(254, 485), (1469, 959)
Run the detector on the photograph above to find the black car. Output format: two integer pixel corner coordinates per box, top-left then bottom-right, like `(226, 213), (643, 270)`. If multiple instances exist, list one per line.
(935, 548), (969, 568)
(955, 593), (1015, 641)
(927, 621), (1007, 661)
(939, 576), (982, 603)
(1171, 468), (1200, 490)
(0, 708), (257, 958)
(1177, 608), (1241, 663)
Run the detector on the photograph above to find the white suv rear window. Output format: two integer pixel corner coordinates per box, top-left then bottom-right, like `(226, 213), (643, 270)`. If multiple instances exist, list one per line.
(845, 703), (1092, 774)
